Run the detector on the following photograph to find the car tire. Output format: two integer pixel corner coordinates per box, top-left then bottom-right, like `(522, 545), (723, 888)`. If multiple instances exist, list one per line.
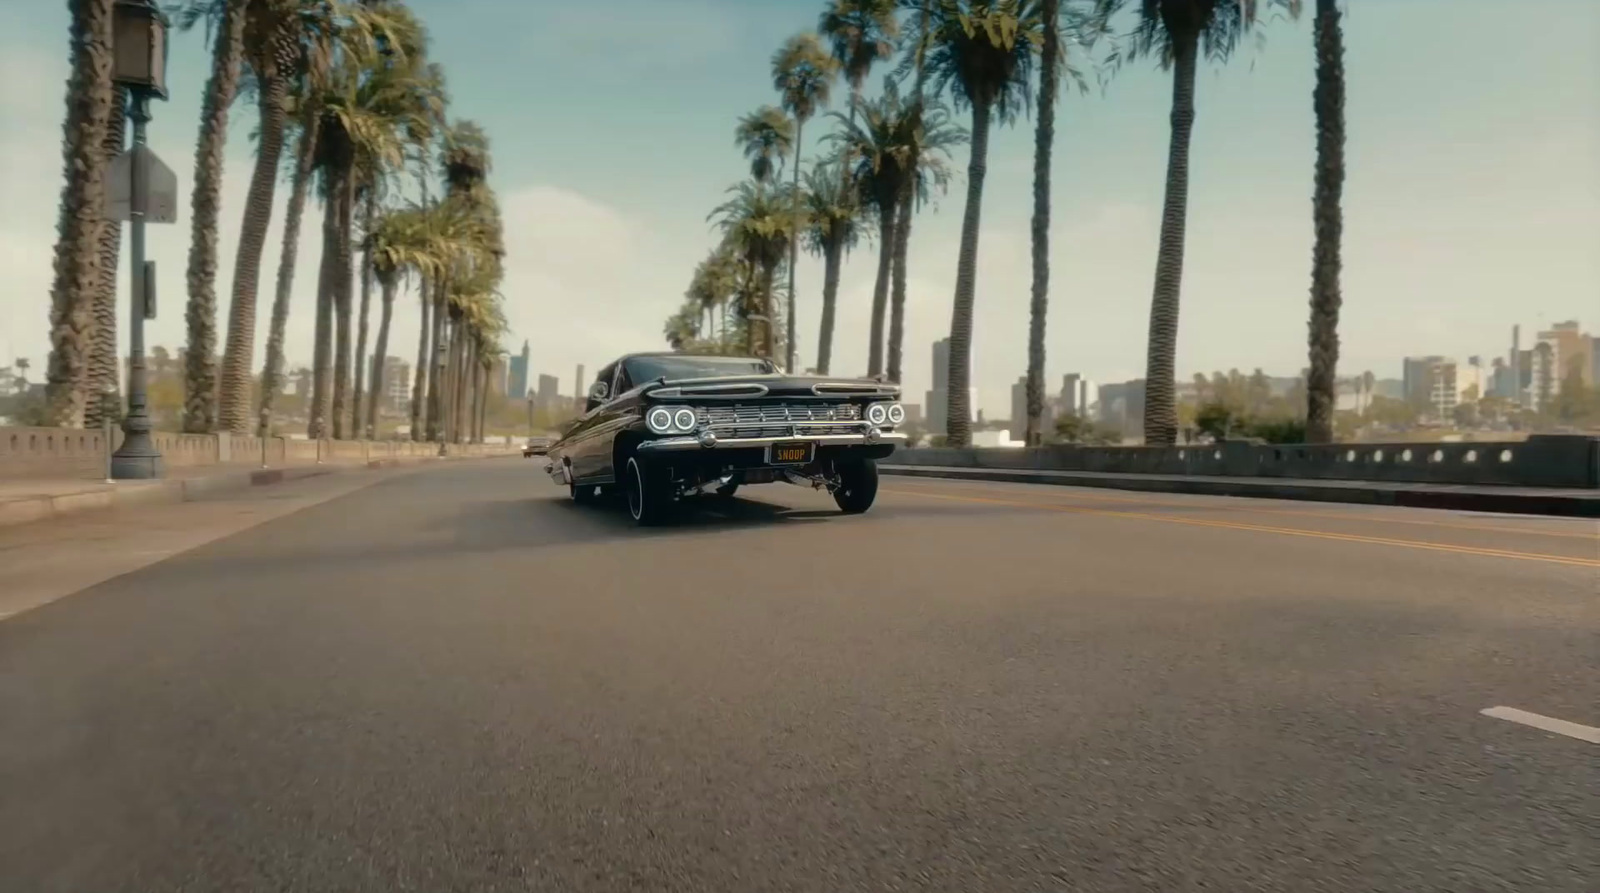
(832, 456), (878, 514)
(625, 456), (672, 526)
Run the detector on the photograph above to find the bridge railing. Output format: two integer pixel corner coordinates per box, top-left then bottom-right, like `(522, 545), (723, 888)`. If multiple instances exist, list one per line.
(0, 426), (517, 481)
(890, 434), (1600, 489)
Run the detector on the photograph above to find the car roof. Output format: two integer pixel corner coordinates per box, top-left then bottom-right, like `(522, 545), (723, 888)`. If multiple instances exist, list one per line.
(618, 352), (767, 362)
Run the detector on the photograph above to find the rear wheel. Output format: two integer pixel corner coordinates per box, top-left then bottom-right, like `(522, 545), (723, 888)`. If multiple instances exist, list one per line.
(832, 456), (878, 514)
(625, 456), (673, 526)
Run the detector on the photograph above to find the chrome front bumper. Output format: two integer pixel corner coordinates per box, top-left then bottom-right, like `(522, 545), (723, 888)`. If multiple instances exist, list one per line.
(636, 430), (907, 454)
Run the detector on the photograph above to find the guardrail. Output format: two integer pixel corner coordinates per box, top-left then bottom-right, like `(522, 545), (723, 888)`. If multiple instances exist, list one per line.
(889, 434), (1600, 489)
(0, 426), (517, 481)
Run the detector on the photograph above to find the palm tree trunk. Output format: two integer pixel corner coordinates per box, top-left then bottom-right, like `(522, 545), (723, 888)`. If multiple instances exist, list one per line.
(258, 110), (318, 436)
(44, 0), (116, 428)
(84, 83), (127, 430)
(351, 190), (376, 438)
(816, 234), (844, 375)
(366, 274), (397, 440)
(330, 171), (356, 439)
(308, 195), (336, 439)
(761, 262), (778, 361)
(218, 64), (287, 434)
(1025, 0), (1060, 447)
(452, 324), (471, 443)
(1140, 31), (1199, 446)
(785, 118), (803, 373)
(1305, 0), (1346, 444)
(946, 100), (992, 448)
(887, 181), (912, 384)
(425, 275), (447, 441)
(867, 201), (896, 377)
(183, 0), (248, 433)
(410, 277), (430, 440)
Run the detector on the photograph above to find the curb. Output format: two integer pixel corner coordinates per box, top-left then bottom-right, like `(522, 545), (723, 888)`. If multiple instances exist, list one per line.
(0, 452), (516, 529)
(878, 465), (1600, 519)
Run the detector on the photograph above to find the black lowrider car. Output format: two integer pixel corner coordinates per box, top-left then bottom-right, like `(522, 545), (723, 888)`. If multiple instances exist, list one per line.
(544, 352), (907, 525)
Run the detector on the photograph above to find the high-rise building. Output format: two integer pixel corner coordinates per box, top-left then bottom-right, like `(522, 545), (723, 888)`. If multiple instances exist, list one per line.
(1010, 376), (1055, 436)
(1537, 320), (1592, 386)
(1096, 380), (1145, 439)
(535, 373), (560, 415)
(922, 337), (978, 435)
(488, 354), (509, 398)
(507, 340), (530, 399)
(1059, 373), (1096, 418)
(1401, 355), (1458, 421)
(574, 364), (586, 409)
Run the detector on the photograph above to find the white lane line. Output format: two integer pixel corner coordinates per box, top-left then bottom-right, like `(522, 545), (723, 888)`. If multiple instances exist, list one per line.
(1480, 706), (1600, 744)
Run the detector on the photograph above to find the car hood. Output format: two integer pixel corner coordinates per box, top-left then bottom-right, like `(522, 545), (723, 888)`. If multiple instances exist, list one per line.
(641, 374), (900, 402)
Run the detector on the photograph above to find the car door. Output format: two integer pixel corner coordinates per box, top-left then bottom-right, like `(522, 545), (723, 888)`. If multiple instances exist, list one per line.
(555, 362), (613, 480)
(572, 363), (637, 483)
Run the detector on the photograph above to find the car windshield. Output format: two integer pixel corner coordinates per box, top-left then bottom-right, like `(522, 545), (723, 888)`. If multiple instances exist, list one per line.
(623, 355), (776, 383)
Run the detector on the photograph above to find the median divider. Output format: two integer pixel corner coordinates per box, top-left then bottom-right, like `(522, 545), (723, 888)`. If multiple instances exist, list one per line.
(877, 463), (1600, 518)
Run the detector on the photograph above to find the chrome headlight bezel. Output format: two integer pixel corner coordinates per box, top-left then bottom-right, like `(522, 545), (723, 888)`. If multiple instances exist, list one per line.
(646, 406), (676, 434)
(866, 401), (901, 427)
(647, 405), (698, 435)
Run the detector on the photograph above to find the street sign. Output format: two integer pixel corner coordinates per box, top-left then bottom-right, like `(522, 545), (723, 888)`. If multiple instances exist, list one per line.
(105, 145), (179, 223)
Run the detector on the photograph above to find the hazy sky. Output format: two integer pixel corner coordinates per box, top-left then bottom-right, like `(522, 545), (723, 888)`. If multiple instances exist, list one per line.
(2, 0), (1597, 415)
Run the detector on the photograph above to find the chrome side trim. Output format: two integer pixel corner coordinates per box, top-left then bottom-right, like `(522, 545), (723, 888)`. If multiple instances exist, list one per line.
(636, 431), (907, 453)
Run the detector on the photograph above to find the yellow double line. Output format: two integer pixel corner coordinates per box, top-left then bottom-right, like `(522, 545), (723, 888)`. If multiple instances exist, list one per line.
(883, 487), (1600, 569)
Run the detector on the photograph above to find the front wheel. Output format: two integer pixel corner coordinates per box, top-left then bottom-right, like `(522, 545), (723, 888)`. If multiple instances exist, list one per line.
(832, 456), (878, 514)
(624, 456), (673, 526)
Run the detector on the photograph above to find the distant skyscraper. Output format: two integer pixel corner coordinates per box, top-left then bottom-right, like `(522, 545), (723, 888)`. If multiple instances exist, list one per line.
(574, 364), (585, 409)
(508, 340), (530, 399)
(1059, 373), (1096, 418)
(488, 353), (509, 397)
(535, 373), (560, 414)
(1010, 376), (1055, 435)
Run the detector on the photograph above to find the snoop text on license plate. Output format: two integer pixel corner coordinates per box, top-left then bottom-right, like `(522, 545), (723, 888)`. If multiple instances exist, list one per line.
(769, 441), (814, 464)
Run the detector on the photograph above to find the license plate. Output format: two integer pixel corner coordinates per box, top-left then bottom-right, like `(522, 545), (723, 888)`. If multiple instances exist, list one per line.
(768, 441), (814, 465)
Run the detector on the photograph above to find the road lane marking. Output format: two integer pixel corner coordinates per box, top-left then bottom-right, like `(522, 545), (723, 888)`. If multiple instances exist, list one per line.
(904, 479), (1600, 541)
(1480, 706), (1600, 744)
(882, 488), (1600, 568)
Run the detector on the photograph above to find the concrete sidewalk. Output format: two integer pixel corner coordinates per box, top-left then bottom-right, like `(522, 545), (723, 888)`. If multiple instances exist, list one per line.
(0, 452), (517, 529)
(879, 464), (1600, 518)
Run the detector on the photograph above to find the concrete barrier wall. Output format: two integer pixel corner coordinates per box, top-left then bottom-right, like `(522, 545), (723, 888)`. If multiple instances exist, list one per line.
(891, 434), (1600, 489)
(0, 426), (515, 481)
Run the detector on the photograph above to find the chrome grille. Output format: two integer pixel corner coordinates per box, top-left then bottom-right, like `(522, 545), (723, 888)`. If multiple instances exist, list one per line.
(695, 403), (863, 438)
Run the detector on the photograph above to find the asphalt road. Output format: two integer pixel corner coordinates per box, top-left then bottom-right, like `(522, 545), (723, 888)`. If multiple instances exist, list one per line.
(2, 459), (1596, 892)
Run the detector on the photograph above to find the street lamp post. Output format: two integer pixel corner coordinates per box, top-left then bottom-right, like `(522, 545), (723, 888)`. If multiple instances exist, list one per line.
(108, 0), (171, 480)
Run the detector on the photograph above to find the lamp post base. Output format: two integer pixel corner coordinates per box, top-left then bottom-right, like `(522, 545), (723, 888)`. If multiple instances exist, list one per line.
(110, 433), (165, 480)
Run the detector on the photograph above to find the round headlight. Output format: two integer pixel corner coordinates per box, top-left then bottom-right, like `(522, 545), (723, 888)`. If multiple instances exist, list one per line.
(866, 403), (889, 425)
(886, 403), (905, 425)
(673, 408), (698, 432)
(646, 407), (674, 433)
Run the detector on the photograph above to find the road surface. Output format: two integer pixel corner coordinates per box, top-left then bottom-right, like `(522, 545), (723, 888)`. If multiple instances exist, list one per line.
(2, 459), (1596, 892)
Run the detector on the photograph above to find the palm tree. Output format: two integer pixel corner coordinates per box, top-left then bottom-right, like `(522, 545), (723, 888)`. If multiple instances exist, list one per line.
(428, 119), (496, 442)
(307, 26), (441, 440)
(177, 0), (249, 433)
(828, 80), (960, 379)
(1304, 0), (1345, 444)
(43, 0), (117, 428)
(1093, 0), (1292, 444)
(802, 161), (864, 375)
(772, 33), (839, 373)
(84, 83), (128, 430)
(710, 182), (794, 358)
(734, 106), (794, 192)
(819, 0), (899, 176)
(1023, 0), (1075, 446)
(924, 0), (1042, 447)
(885, 93), (961, 384)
